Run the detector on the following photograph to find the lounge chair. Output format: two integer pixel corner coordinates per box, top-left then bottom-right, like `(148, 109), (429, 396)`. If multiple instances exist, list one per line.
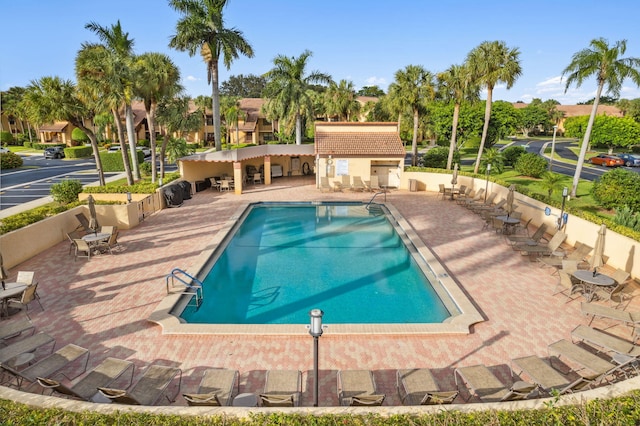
(0, 318), (34, 344)
(571, 325), (640, 357)
(510, 355), (598, 395)
(337, 369), (385, 406)
(581, 302), (640, 329)
(468, 193), (497, 210)
(454, 364), (536, 403)
(351, 176), (366, 192)
(1, 344), (89, 390)
(182, 368), (238, 406)
(0, 332), (55, 364)
(259, 369), (302, 407)
(319, 177), (332, 193)
(461, 188), (485, 206)
(36, 357), (135, 401)
(367, 175), (381, 192)
(547, 339), (618, 381)
(514, 231), (567, 257)
(396, 368), (458, 405)
(75, 213), (94, 234)
(455, 187), (473, 204)
(98, 364), (182, 405)
(506, 223), (548, 246)
(539, 242), (593, 269)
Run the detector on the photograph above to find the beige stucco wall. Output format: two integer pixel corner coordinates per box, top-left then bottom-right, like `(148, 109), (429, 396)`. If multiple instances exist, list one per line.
(0, 204), (139, 270)
(402, 171), (640, 281)
(317, 157), (403, 185)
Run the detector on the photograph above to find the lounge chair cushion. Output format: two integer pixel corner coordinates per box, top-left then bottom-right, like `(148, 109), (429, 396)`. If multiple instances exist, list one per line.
(259, 393), (295, 407)
(420, 390), (459, 405)
(183, 392), (221, 406)
(350, 394), (385, 406)
(98, 387), (129, 399)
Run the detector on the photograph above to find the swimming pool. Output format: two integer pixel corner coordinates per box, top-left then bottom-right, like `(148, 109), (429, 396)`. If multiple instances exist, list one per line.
(157, 201), (483, 335)
(180, 202), (452, 325)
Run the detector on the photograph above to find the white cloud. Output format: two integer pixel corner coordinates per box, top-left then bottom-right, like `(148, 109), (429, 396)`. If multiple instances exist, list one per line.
(364, 76), (387, 87)
(186, 75), (200, 82)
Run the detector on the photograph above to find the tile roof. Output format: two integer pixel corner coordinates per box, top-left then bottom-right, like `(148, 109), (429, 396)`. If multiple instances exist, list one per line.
(38, 122), (68, 132)
(512, 103), (623, 117)
(315, 123), (405, 157)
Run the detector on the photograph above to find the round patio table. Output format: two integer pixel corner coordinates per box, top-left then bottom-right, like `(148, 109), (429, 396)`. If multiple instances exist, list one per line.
(572, 270), (615, 301)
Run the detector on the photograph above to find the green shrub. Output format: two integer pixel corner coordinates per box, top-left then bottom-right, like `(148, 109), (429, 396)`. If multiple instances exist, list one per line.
(99, 150), (144, 172)
(137, 139), (150, 147)
(23, 141), (32, 148)
(71, 127), (89, 144)
(591, 168), (640, 212)
(515, 153), (548, 178)
(139, 161), (152, 177)
(84, 182), (158, 194)
(0, 151), (23, 169)
(632, 145), (640, 154)
(420, 146), (456, 168)
(0, 131), (15, 144)
(50, 180), (83, 205)
(502, 145), (527, 167)
(33, 143), (64, 150)
(614, 206), (640, 231)
(64, 146), (93, 159)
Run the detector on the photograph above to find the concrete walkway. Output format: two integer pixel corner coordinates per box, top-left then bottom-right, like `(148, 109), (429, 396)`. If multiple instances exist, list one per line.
(3, 176), (638, 408)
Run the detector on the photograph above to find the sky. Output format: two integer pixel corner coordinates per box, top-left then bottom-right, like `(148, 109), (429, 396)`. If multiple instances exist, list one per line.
(2, 0), (640, 105)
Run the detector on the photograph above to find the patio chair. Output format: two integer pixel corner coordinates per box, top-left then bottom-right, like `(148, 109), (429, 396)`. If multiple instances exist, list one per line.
(1, 343), (89, 390)
(351, 176), (366, 192)
(253, 173), (262, 184)
(454, 364), (536, 403)
(73, 239), (91, 261)
(510, 355), (598, 395)
(96, 232), (119, 255)
(0, 318), (35, 345)
(553, 260), (583, 302)
(593, 282), (631, 308)
(337, 369), (385, 406)
(539, 242), (593, 269)
(36, 357), (135, 401)
(514, 231), (567, 257)
(98, 364), (182, 405)
(580, 302), (640, 329)
(259, 369), (302, 407)
(219, 180), (231, 192)
(319, 177), (332, 193)
(506, 223), (548, 246)
(571, 325), (640, 358)
(66, 231), (82, 255)
(182, 368), (238, 406)
(6, 282), (43, 319)
(0, 332), (55, 364)
(396, 368), (458, 405)
(100, 226), (115, 235)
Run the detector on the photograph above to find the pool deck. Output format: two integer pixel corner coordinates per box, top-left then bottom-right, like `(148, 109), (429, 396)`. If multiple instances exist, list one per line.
(3, 175), (639, 408)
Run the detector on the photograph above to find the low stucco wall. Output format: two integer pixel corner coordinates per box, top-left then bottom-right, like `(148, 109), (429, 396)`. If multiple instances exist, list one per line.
(401, 171), (640, 281)
(0, 203), (139, 269)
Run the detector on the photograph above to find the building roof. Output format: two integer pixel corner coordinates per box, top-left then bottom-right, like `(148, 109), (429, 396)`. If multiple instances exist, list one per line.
(512, 103), (623, 118)
(181, 144), (315, 163)
(314, 122), (405, 157)
(39, 122), (68, 132)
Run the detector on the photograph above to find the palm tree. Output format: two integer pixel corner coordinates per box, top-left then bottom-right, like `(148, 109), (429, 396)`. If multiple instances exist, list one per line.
(466, 41), (522, 174)
(21, 76), (105, 185)
(562, 38), (640, 197)
(540, 172), (564, 201)
(389, 65), (436, 166)
(263, 50), (331, 145)
(437, 64), (479, 170)
(324, 79), (360, 121)
(156, 96), (201, 178)
(169, 0), (254, 152)
(193, 94), (212, 146)
(84, 20), (141, 180)
(134, 52), (183, 183)
(221, 96), (244, 146)
(76, 43), (134, 185)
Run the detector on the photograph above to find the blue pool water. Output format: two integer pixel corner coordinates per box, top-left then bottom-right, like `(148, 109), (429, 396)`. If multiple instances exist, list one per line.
(180, 203), (451, 324)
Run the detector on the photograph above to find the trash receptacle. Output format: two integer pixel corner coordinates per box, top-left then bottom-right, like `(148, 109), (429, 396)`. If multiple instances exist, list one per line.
(409, 179), (417, 192)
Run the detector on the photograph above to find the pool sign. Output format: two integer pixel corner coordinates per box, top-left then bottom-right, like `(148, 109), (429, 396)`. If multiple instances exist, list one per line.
(544, 207), (551, 216)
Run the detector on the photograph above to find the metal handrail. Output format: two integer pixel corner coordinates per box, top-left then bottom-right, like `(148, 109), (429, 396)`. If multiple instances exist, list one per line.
(165, 268), (203, 307)
(366, 191), (386, 209)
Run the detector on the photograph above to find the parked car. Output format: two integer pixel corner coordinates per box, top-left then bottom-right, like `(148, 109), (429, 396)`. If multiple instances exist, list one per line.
(589, 154), (623, 167)
(617, 153), (640, 167)
(0, 147), (10, 154)
(44, 146), (65, 159)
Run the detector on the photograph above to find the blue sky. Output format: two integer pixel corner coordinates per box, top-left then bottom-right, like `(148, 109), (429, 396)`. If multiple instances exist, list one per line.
(2, 0), (639, 105)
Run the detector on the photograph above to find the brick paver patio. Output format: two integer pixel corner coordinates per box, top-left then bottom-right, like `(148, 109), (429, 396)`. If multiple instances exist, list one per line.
(3, 176), (638, 407)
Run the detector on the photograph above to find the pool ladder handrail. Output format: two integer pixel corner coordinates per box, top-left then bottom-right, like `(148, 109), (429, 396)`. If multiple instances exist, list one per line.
(366, 191), (387, 211)
(166, 268), (203, 307)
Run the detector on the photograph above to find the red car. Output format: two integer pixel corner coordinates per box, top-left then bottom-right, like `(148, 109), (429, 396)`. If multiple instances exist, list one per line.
(589, 154), (624, 167)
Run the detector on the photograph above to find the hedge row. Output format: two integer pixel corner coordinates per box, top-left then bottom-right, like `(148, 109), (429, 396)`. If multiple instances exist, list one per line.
(83, 172), (181, 195)
(99, 150), (145, 172)
(64, 146), (93, 159)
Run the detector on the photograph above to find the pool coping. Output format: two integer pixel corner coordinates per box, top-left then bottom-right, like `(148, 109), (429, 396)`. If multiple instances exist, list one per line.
(148, 201), (484, 335)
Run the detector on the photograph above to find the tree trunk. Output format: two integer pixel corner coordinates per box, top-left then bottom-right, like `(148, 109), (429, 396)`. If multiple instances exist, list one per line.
(112, 108), (133, 185)
(411, 108), (419, 166)
(295, 113), (302, 145)
(571, 82), (604, 197)
(146, 102), (158, 183)
(446, 103), (460, 170)
(125, 103), (140, 180)
(211, 62), (222, 152)
(159, 127), (168, 179)
(71, 119), (105, 186)
(474, 87), (494, 174)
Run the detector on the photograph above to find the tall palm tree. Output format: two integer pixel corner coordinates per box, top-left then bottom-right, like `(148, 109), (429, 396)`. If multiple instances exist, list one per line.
(263, 50), (331, 145)
(324, 79), (360, 121)
(562, 38), (640, 197)
(389, 65), (436, 166)
(21, 76), (105, 185)
(76, 43), (134, 185)
(437, 64), (479, 170)
(156, 96), (201, 178)
(169, 0), (254, 152)
(466, 41), (522, 173)
(134, 52), (183, 183)
(193, 94), (212, 145)
(221, 96), (244, 146)
(84, 20), (141, 180)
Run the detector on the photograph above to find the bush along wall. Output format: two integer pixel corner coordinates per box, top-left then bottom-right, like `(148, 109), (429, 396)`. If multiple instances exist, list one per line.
(64, 146), (93, 159)
(99, 150), (144, 172)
